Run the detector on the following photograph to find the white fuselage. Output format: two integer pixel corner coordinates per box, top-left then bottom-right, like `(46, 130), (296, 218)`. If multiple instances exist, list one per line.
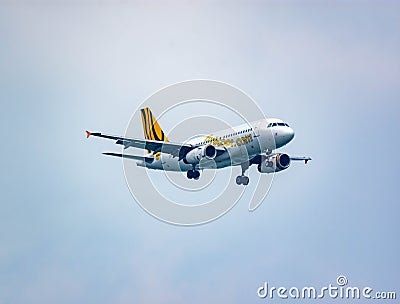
(136, 118), (295, 172)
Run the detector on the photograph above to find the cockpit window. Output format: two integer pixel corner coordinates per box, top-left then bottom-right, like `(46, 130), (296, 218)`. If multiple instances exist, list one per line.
(268, 122), (290, 127)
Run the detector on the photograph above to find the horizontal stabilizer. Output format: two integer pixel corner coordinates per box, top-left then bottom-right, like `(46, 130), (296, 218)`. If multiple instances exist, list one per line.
(103, 152), (154, 163)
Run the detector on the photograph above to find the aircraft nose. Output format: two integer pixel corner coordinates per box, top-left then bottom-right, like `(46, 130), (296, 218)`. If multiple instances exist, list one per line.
(288, 127), (295, 141)
(281, 127), (295, 145)
(275, 127), (295, 148)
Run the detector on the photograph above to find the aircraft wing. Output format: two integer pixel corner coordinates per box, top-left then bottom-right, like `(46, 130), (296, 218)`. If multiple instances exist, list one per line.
(86, 130), (192, 157)
(86, 131), (224, 159)
(250, 154), (312, 165)
(290, 156), (312, 164)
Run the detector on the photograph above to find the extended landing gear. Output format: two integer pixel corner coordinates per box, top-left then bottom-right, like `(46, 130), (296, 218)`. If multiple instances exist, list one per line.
(236, 175), (249, 185)
(236, 161), (250, 186)
(187, 169), (200, 180)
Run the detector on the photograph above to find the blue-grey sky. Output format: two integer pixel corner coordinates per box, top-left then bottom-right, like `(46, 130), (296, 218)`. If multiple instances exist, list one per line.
(1, 1), (399, 303)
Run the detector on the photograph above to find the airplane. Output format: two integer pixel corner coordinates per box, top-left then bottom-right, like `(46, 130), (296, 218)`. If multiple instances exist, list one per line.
(86, 107), (311, 185)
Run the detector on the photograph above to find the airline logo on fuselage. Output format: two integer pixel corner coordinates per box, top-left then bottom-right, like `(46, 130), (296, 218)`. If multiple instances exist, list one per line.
(204, 134), (253, 148)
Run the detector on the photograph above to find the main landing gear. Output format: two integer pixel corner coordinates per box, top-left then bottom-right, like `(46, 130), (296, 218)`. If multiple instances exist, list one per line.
(236, 175), (249, 185)
(187, 169), (200, 180)
(236, 161), (250, 186)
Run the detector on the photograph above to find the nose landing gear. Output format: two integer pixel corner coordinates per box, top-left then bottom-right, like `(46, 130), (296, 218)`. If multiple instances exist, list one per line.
(187, 169), (200, 180)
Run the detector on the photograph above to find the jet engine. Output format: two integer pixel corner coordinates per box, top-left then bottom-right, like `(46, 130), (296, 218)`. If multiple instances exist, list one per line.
(183, 145), (217, 164)
(257, 153), (291, 173)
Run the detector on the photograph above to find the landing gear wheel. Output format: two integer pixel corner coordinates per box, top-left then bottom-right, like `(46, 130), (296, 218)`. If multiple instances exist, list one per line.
(237, 161), (250, 186)
(236, 175), (249, 185)
(187, 170), (200, 180)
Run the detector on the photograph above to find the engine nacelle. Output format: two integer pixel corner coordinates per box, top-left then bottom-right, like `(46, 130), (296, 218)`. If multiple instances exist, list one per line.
(184, 145), (217, 164)
(257, 153), (291, 173)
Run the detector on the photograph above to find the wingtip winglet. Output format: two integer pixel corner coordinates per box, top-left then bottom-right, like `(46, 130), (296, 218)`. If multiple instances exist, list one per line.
(86, 130), (91, 138)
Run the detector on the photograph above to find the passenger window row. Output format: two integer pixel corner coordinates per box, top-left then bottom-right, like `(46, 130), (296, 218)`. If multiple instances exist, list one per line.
(198, 128), (253, 145)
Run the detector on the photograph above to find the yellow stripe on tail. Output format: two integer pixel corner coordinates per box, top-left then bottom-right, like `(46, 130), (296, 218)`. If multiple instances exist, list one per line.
(140, 108), (169, 142)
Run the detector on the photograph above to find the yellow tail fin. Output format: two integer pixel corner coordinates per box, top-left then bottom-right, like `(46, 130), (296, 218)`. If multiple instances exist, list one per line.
(140, 108), (169, 142)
